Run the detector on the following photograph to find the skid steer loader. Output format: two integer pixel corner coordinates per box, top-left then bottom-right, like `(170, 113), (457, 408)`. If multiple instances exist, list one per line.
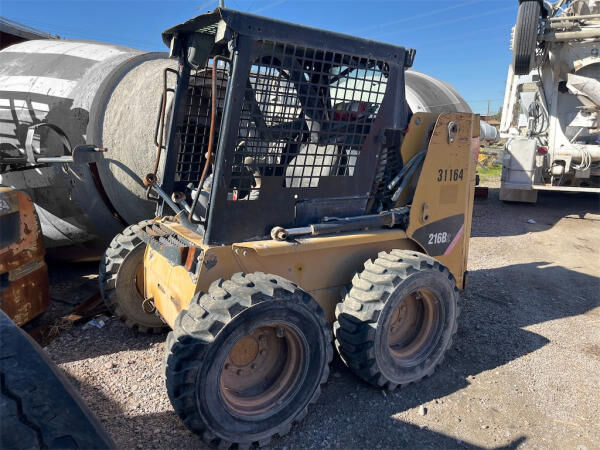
(99, 8), (479, 447)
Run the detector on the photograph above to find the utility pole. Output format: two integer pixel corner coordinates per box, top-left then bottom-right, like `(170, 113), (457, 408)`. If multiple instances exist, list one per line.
(219, 0), (225, 7)
(487, 99), (491, 117)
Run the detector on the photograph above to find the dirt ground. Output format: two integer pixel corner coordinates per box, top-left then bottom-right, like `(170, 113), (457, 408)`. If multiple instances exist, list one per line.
(45, 181), (600, 450)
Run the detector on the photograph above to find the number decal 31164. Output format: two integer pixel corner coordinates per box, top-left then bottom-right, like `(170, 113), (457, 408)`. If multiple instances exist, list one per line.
(437, 168), (464, 182)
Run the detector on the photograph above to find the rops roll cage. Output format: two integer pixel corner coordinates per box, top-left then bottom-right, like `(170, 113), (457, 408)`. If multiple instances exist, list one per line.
(146, 8), (416, 246)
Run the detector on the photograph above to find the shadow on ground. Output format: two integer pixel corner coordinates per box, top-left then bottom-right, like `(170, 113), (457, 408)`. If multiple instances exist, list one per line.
(62, 368), (528, 450)
(472, 188), (599, 238)
(56, 260), (598, 449)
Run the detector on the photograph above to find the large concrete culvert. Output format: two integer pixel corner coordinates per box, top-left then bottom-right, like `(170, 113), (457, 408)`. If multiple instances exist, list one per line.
(0, 39), (177, 248)
(0, 39), (480, 250)
(405, 69), (472, 114)
(406, 70), (499, 142)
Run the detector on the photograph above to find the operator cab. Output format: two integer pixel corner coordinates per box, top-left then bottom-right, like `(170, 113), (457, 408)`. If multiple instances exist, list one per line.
(156, 8), (415, 244)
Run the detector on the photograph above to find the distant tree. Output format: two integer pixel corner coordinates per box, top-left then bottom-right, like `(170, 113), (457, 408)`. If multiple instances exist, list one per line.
(492, 106), (502, 121)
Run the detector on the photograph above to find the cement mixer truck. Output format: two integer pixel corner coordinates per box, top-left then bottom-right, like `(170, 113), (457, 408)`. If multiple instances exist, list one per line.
(500, 0), (600, 202)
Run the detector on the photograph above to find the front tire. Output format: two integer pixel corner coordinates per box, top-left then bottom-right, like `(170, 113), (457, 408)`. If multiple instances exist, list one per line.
(99, 220), (166, 333)
(164, 272), (332, 448)
(334, 250), (459, 390)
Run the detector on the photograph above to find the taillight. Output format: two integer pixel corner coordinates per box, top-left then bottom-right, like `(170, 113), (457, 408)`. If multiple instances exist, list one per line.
(537, 147), (548, 155)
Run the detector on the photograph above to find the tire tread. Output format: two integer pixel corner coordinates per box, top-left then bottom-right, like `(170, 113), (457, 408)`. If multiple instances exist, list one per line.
(164, 272), (332, 449)
(334, 251), (459, 390)
(99, 220), (165, 334)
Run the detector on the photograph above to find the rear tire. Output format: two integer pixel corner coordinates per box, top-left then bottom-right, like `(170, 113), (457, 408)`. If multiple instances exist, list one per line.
(334, 250), (459, 390)
(513, 1), (541, 75)
(164, 272), (332, 448)
(99, 220), (166, 333)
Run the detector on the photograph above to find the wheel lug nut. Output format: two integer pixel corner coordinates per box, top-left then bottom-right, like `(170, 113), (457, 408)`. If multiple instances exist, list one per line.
(224, 363), (230, 370)
(258, 335), (266, 342)
(237, 369), (243, 376)
(276, 327), (285, 338)
(250, 363), (257, 369)
(259, 349), (266, 355)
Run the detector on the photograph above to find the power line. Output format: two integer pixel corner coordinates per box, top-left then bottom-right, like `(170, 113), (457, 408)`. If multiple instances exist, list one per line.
(3, 15), (160, 50)
(196, 0), (217, 12)
(356, 0), (481, 33)
(372, 5), (516, 40)
(409, 23), (512, 46)
(253, 0), (287, 14)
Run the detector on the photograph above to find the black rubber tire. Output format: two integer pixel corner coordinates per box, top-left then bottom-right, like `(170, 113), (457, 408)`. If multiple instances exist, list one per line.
(513, 0), (541, 75)
(99, 220), (166, 333)
(334, 250), (459, 391)
(164, 272), (332, 449)
(0, 310), (116, 449)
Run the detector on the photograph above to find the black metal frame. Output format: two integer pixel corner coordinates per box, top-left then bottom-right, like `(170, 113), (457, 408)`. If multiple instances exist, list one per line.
(159, 8), (414, 245)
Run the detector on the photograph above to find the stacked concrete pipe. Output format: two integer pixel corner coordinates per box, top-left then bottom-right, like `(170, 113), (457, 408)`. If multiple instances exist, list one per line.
(0, 39), (486, 249)
(0, 39), (176, 249)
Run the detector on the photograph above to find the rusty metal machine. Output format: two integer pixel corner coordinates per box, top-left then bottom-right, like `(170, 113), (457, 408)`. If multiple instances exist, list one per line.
(0, 187), (49, 325)
(0, 129), (107, 325)
(99, 8), (479, 447)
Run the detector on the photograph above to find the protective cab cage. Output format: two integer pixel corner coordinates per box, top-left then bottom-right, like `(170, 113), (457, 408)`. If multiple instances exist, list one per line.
(158, 8), (416, 245)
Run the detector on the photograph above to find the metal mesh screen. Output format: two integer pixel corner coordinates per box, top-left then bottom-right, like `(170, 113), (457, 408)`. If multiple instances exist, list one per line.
(229, 40), (389, 200)
(174, 62), (228, 186)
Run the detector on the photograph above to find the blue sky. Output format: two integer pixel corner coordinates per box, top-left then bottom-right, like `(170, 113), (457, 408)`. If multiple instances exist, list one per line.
(1, 0), (520, 114)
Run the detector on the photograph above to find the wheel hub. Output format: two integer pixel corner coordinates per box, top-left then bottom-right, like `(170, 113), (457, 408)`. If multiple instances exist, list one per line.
(220, 323), (305, 418)
(387, 289), (439, 364)
(228, 336), (259, 367)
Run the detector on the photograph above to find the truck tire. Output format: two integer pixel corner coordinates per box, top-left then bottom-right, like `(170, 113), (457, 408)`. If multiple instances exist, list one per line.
(513, 0), (541, 75)
(0, 310), (115, 449)
(334, 250), (459, 390)
(164, 272), (332, 448)
(99, 220), (166, 333)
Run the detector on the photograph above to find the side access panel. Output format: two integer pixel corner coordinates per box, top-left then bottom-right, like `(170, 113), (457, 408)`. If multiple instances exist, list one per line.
(144, 221), (423, 326)
(406, 113), (479, 288)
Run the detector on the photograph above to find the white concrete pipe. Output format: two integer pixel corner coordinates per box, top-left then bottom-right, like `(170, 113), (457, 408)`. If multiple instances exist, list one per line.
(0, 39), (176, 248)
(405, 70), (498, 142)
(0, 40), (482, 249)
(405, 70), (472, 115)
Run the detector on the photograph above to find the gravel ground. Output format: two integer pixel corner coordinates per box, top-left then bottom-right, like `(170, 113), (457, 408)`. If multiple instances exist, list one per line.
(46, 183), (600, 450)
